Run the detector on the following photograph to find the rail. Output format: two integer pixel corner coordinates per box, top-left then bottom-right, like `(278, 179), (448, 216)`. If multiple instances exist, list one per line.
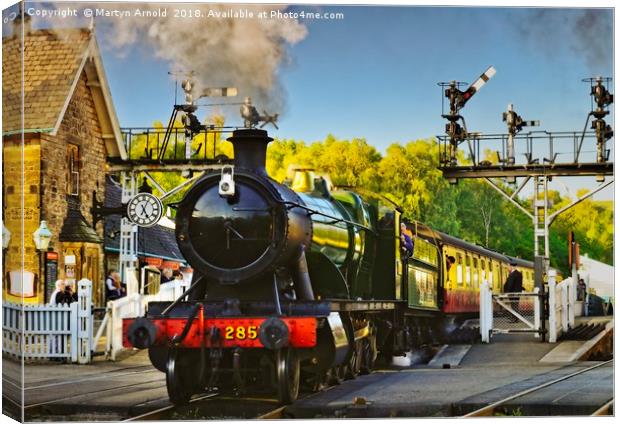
(437, 130), (604, 168)
(123, 393), (288, 421)
(118, 126), (244, 163)
(462, 360), (613, 417)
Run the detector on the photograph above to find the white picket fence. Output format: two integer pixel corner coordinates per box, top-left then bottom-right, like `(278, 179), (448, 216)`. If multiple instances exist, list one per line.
(3, 277), (189, 363)
(2, 279), (93, 364)
(105, 279), (189, 360)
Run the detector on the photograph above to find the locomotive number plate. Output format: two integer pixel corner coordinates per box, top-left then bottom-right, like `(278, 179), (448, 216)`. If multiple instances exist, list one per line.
(224, 325), (259, 341)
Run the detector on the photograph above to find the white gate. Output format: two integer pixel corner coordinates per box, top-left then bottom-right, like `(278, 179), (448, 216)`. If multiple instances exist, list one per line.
(480, 271), (575, 343)
(479, 280), (542, 343)
(104, 279), (189, 360)
(2, 279), (93, 363)
(547, 270), (575, 342)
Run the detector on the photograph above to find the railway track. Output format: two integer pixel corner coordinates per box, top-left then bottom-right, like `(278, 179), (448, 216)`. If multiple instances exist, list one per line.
(123, 393), (291, 421)
(18, 364), (168, 421)
(462, 360), (613, 417)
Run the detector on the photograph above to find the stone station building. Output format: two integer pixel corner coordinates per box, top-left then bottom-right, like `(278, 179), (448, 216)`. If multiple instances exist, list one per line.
(2, 21), (127, 306)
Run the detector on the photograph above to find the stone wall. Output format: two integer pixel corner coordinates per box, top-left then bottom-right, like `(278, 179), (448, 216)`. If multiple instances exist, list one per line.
(40, 71), (107, 304)
(40, 72), (106, 242)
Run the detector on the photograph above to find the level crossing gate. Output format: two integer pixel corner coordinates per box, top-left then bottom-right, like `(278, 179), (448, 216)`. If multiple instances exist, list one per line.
(480, 271), (575, 343)
(479, 281), (543, 342)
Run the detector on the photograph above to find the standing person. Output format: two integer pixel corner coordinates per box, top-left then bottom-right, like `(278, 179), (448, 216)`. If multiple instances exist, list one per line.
(503, 261), (523, 293)
(577, 278), (587, 301)
(49, 280), (65, 305)
(503, 261), (523, 322)
(48, 280), (65, 360)
(115, 271), (127, 298)
(105, 270), (122, 301)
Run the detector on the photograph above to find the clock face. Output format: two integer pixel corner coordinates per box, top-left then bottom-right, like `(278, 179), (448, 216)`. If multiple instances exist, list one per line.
(127, 193), (163, 227)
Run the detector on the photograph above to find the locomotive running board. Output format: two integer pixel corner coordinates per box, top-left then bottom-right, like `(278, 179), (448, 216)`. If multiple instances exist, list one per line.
(145, 299), (403, 318)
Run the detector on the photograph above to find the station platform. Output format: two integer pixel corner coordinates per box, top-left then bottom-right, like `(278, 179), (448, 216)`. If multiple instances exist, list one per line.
(285, 316), (614, 418)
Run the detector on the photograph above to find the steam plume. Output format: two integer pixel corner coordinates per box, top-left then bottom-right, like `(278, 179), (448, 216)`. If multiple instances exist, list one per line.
(510, 8), (612, 70)
(104, 4), (307, 114)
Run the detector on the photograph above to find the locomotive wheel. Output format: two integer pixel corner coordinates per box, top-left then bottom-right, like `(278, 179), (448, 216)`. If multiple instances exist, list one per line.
(166, 349), (198, 405)
(148, 346), (169, 373)
(276, 348), (300, 405)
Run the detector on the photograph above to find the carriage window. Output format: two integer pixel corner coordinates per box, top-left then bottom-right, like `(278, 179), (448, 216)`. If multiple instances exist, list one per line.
(465, 255), (471, 286)
(412, 237), (439, 266)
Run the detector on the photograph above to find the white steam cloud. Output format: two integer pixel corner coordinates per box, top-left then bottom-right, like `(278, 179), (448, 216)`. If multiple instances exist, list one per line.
(104, 4), (308, 114)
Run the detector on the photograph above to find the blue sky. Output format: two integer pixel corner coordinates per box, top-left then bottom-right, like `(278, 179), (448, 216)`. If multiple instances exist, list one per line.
(3, 2), (615, 199)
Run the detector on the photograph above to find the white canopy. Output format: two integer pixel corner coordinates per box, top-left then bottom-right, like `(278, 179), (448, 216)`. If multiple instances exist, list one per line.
(579, 255), (614, 298)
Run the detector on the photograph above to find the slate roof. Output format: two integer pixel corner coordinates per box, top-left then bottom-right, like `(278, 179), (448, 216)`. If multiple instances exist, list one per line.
(104, 176), (187, 264)
(59, 197), (103, 243)
(2, 28), (92, 134)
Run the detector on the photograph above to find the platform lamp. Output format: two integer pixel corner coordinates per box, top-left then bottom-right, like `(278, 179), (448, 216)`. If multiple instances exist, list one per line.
(33, 221), (53, 302)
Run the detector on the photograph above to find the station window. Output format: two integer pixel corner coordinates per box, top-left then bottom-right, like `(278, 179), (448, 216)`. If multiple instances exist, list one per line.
(67, 144), (79, 196)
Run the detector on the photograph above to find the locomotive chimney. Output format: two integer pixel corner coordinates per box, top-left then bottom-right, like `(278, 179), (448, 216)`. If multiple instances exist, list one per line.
(227, 129), (273, 176)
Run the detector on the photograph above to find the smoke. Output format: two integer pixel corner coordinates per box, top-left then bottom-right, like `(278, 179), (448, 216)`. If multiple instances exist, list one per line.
(103, 4), (307, 114)
(510, 8), (612, 70)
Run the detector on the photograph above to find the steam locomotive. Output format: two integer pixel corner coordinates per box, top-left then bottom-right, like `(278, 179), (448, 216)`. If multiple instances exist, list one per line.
(123, 128), (535, 405)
